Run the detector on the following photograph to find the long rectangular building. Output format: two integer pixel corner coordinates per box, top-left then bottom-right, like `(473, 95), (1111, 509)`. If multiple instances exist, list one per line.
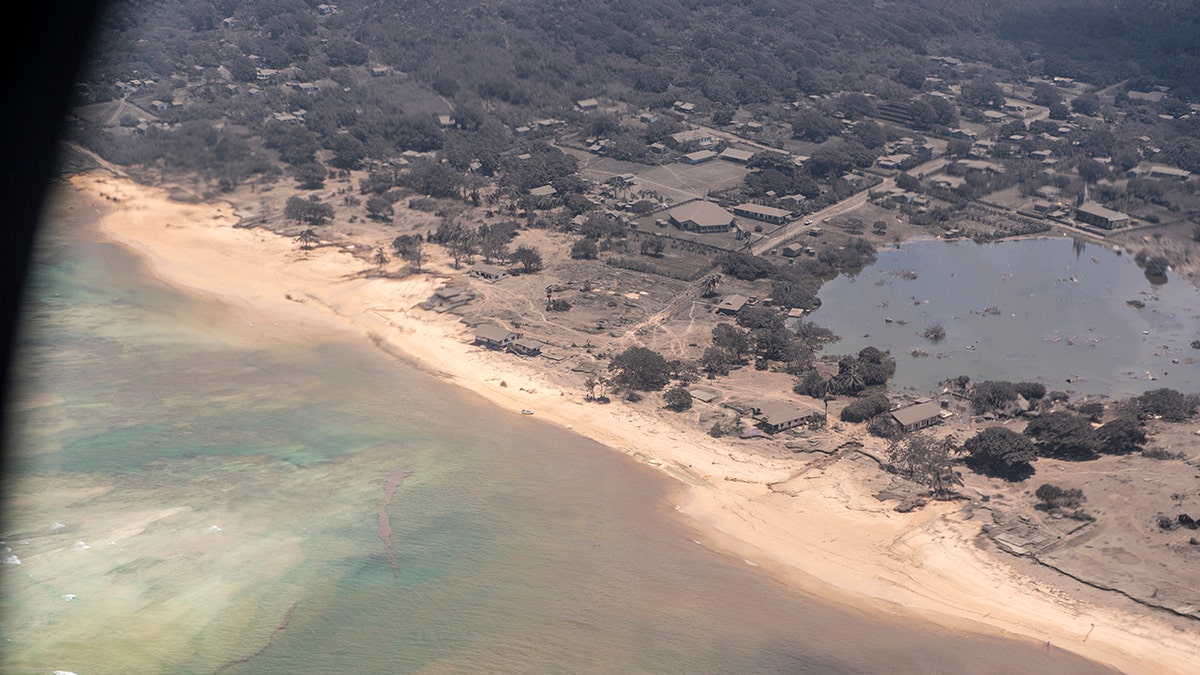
(732, 203), (793, 225)
(1075, 202), (1130, 230)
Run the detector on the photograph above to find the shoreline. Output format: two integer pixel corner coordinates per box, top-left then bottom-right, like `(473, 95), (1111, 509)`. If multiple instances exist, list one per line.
(68, 171), (1200, 673)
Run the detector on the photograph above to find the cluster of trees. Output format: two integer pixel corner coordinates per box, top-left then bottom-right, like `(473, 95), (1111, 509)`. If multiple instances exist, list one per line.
(794, 346), (897, 399)
(969, 380), (1047, 414)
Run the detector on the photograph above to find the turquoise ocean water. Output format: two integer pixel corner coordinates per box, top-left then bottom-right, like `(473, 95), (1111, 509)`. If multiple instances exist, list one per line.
(1, 192), (1112, 674)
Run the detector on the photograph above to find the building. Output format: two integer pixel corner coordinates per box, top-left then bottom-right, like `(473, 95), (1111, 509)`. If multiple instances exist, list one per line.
(877, 153), (911, 170)
(576, 98), (599, 110)
(715, 294), (750, 315)
(668, 128), (713, 149)
(753, 401), (823, 434)
(528, 184), (557, 197)
(719, 147), (755, 163)
(1034, 185), (1062, 200)
(681, 149), (717, 164)
(474, 325), (520, 350)
(891, 401), (943, 432)
(468, 263), (508, 283)
(667, 201), (736, 233)
(1127, 164), (1191, 181)
(779, 194), (807, 210)
(732, 203), (792, 225)
(509, 337), (542, 357)
(1075, 202), (1130, 230)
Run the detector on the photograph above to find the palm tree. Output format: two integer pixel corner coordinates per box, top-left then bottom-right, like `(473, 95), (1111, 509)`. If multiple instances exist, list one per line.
(295, 228), (319, 251)
(373, 247), (389, 271)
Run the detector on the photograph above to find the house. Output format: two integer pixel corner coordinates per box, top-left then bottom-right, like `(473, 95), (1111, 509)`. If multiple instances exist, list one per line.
(576, 98), (599, 110)
(681, 150), (717, 164)
(369, 65), (393, 77)
(948, 128), (978, 140)
(877, 153), (911, 170)
(529, 185), (557, 197)
(719, 147), (755, 163)
(688, 387), (720, 403)
(1075, 202), (1130, 230)
(468, 263), (508, 283)
(781, 245), (803, 258)
(509, 337), (543, 357)
(891, 401), (943, 432)
(732, 203), (792, 225)
(753, 401), (823, 434)
(667, 201), (736, 233)
(779, 194), (807, 209)
(474, 325), (520, 350)
(668, 128), (713, 149)
(715, 294), (750, 315)
(957, 160), (1006, 175)
(1034, 185), (1062, 200)
(929, 175), (966, 190)
(437, 114), (455, 128)
(673, 101), (696, 114)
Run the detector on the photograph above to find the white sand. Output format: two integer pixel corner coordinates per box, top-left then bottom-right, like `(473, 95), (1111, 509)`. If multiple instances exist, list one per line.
(75, 172), (1200, 674)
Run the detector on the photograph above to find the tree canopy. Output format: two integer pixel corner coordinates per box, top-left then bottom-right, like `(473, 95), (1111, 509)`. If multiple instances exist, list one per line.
(963, 426), (1037, 480)
(609, 346), (672, 392)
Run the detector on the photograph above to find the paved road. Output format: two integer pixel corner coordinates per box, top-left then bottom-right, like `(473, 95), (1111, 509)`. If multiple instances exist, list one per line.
(750, 177), (894, 255)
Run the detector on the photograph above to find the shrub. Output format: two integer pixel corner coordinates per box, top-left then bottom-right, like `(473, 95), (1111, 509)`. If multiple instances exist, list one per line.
(1013, 382), (1047, 401)
(1135, 388), (1196, 422)
(664, 385), (693, 412)
(963, 427), (1037, 480)
(841, 393), (889, 423)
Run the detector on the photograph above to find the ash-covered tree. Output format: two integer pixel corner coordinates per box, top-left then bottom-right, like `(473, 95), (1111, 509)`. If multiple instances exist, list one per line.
(699, 274), (721, 298)
(372, 247), (390, 271)
(510, 245), (543, 273)
(293, 162), (327, 190)
(1093, 415), (1147, 455)
(700, 347), (730, 377)
(664, 385), (693, 412)
(711, 323), (750, 364)
(971, 380), (1018, 414)
(840, 393), (889, 423)
(294, 228), (319, 251)
(570, 237), (599, 260)
(1134, 388), (1196, 422)
(609, 346), (672, 392)
(794, 370), (828, 399)
(365, 194), (396, 222)
(285, 195), (334, 226)
(962, 426), (1037, 480)
(639, 238), (664, 257)
(888, 433), (962, 499)
(391, 234), (425, 271)
(1023, 411), (1098, 460)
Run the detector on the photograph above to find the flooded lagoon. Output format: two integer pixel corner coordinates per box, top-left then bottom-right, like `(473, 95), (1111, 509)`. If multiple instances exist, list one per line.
(815, 237), (1200, 396)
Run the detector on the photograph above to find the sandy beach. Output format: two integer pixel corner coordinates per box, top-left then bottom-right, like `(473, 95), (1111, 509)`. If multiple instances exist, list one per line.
(72, 171), (1200, 674)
